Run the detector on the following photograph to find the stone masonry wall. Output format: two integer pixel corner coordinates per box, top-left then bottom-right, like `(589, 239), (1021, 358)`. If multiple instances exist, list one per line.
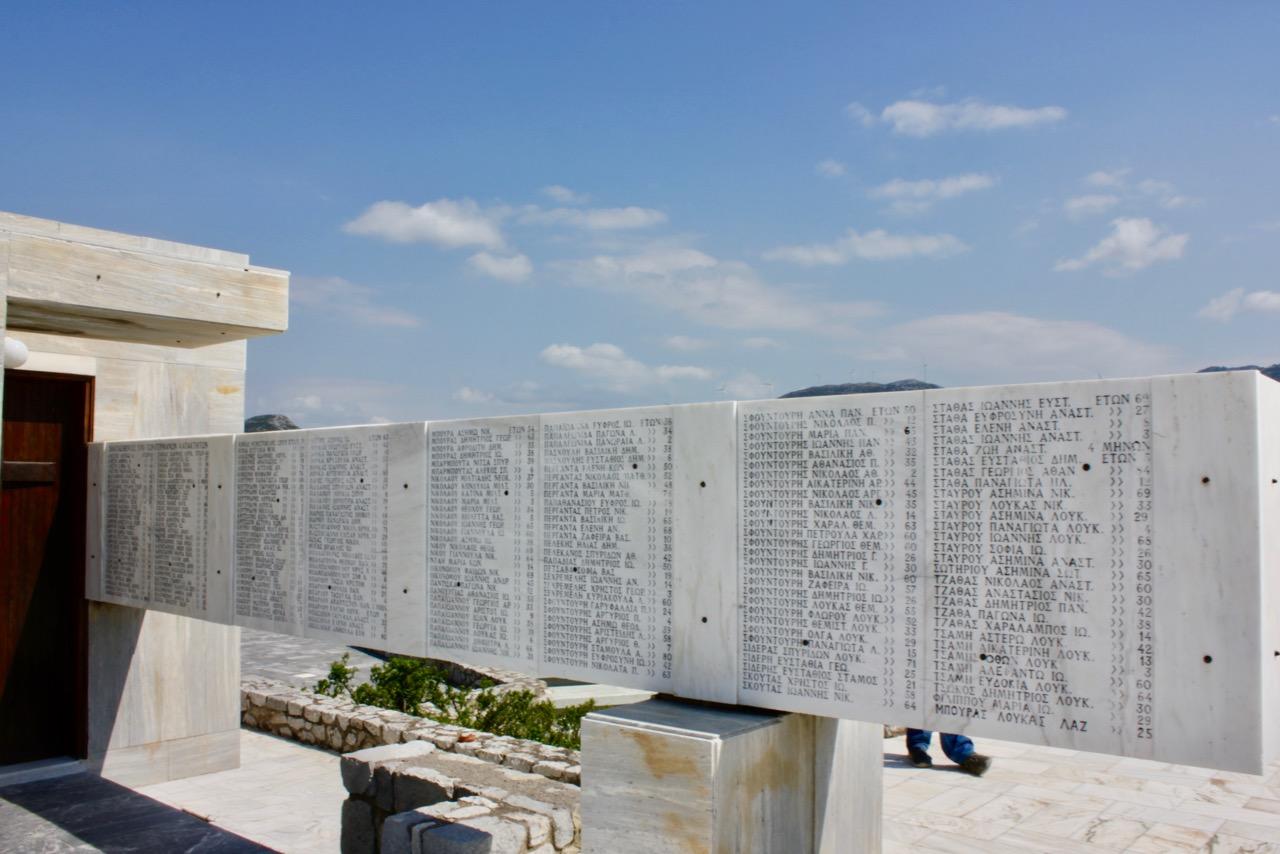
(241, 679), (580, 784)
(340, 742), (580, 853)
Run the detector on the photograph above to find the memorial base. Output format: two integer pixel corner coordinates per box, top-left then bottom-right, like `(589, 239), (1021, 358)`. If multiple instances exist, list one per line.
(580, 699), (882, 853)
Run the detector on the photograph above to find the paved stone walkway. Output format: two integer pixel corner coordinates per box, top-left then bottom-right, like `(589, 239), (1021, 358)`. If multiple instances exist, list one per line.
(240, 627), (383, 688)
(0, 769), (270, 852)
(883, 734), (1280, 852)
(138, 730), (344, 853)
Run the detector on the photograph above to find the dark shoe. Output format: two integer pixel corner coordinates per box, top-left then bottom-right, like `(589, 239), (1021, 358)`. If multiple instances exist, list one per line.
(959, 754), (991, 777)
(907, 747), (933, 768)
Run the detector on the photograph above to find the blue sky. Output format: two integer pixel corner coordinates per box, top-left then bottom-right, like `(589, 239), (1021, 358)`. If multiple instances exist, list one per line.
(3, 3), (1278, 425)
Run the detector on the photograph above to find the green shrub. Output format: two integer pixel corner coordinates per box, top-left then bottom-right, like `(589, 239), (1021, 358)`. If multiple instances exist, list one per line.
(315, 655), (593, 749)
(314, 652), (358, 698)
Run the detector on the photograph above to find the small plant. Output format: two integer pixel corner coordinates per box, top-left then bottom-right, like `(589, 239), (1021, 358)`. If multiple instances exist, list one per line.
(319, 654), (594, 749)
(314, 652), (358, 697)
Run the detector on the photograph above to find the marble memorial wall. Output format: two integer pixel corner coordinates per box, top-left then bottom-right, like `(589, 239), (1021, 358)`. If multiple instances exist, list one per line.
(86, 372), (1279, 772)
(91, 435), (234, 622)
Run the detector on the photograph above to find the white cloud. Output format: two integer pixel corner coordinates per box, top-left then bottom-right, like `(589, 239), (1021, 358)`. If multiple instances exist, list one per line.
(866, 312), (1172, 382)
(867, 98), (1066, 137)
(1054, 218), (1188, 274)
(663, 335), (713, 352)
(1085, 169), (1130, 188)
(519, 205), (667, 230)
(1063, 194), (1120, 219)
(453, 386), (495, 404)
(539, 342), (712, 392)
(268, 377), (415, 427)
(742, 336), (783, 350)
(542, 185), (589, 205)
(467, 251), (533, 283)
(721, 371), (775, 399)
(870, 173), (995, 214)
(845, 102), (877, 127)
(763, 228), (968, 266)
(559, 248), (881, 334)
(816, 159), (847, 178)
(291, 276), (421, 328)
(1198, 288), (1280, 322)
(343, 198), (505, 248)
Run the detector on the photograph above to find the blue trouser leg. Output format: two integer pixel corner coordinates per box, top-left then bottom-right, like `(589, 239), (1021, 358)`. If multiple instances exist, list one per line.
(905, 728), (933, 754)
(939, 732), (975, 763)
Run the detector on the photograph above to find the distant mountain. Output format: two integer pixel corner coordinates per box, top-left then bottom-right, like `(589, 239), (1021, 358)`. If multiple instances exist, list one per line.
(1198, 364), (1280, 382)
(244, 413), (299, 432)
(780, 379), (941, 398)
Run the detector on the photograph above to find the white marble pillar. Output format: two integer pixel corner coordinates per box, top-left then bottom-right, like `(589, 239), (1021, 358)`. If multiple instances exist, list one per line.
(580, 699), (882, 853)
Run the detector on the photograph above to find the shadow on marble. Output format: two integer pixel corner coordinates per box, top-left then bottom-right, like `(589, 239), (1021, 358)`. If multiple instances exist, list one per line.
(0, 772), (269, 853)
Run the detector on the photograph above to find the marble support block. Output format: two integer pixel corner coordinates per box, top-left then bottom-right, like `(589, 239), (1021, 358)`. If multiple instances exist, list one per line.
(581, 699), (881, 854)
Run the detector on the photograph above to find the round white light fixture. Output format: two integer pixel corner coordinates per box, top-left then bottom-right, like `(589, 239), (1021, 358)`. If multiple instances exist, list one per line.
(4, 336), (30, 369)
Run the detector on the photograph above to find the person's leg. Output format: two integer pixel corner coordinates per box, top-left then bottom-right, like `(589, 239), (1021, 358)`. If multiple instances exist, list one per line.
(940, 733), (992, 777)
(939, 733), (974, 763)
(905, 729), (932, 753)
(905, 729), (933, 767)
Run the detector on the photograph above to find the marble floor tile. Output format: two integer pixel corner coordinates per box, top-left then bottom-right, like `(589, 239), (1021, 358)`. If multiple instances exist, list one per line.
(1218, 820), (1280, 846)
(1013, 798), (1113, 839)
(914, 785), (1003, 817)
(1245, 798), (1280, 815)
(1201, 830), (1280, 853)
(913, 828), (1048, 853)
(1098, 800), (1225, 834)
(1125, 822), (1216, 853)
(964, 793), (1053, 825)
(1069, 815), (1151, 849)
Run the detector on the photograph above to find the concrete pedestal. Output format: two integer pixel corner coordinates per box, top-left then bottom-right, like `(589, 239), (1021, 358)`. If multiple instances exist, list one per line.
(580, 699), (882, 853)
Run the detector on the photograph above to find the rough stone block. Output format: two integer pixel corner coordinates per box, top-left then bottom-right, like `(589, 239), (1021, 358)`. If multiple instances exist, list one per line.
(531, 761), (567, 781)
(411, 819), (492, 854)
(265, 694), (288, 712)
(394, 766), (456, 812)
(502, 810), (552, 848)
(341, 797), (375, 854)
(450, 816), (528, 854)
(562, 766), (581, 786)
(381, 808), (439, 854)
(476, 748), (506, 764)
(304, 705), (322, 723)
(288, 699), (305, 716)
(503, 795), (574, 849)
(504, 753), (537, 773)
(342, 741), (437, 796)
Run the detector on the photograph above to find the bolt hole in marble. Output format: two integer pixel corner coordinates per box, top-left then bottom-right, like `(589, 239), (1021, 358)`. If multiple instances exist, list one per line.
(83, 372), (1280, 773)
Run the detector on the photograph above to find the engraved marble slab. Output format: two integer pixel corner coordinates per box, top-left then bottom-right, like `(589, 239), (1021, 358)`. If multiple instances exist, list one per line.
(233, 430), (308, 635)
(1149, 372), (1267, 772)
(921, 379), (1155, 759)
(95, 435), (232, 621)
(85, 442), (106, 603)
(670, 402), (738, 704)
(427, 416), (540, 672)
(539, 406), (676, 693)
(233, 424), (425, 649)
(737, 392), (927, 722)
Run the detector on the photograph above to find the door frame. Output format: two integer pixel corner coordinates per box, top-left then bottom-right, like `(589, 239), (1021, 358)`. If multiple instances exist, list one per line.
(2, 369), (93, 759)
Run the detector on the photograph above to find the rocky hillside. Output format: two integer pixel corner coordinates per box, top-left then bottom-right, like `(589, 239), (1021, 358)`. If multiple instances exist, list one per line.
(780, 379), (940, 398)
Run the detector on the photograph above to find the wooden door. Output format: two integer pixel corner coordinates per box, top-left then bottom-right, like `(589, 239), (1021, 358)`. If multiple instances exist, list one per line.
(1, 371), (92, 764)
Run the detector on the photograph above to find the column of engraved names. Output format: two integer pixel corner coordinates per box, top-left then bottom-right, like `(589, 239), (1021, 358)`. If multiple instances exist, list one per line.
(105, 447), (149, 601)
(151, 442), (209, 611)
(235, 437), (306, 623)
(1103, 390), (1154, 742)
(928, 391), (1148, 739)
(740, 402), (921, 712)
(428, 424), (538, 662)
(542, 416), (673, 679)
(307, 434), (389, 641)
